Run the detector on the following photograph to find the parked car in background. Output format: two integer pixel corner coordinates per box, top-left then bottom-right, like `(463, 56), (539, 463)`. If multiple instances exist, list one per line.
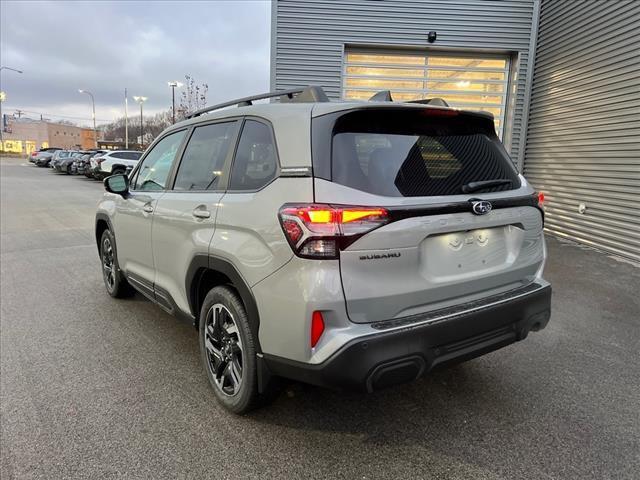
(71, 152), (90, 175)
(91, 150), (142, 180)
(56, 151), (86, 174)
(49, 150), (74, 170)
(32, 147), (62, 166)
(75, 150), (108, 177)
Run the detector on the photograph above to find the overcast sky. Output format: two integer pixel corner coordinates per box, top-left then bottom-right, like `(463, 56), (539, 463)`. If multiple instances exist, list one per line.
(0, 0), (271, 126)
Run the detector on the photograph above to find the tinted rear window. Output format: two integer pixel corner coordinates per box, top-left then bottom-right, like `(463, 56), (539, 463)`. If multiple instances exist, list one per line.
(315, 109), (519, 197)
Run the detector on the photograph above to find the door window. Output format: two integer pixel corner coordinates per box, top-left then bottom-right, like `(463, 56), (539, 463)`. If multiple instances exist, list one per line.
(133, 130), (186, 191)
(228, 120), (278, 191)
(173, 122), (237, 191)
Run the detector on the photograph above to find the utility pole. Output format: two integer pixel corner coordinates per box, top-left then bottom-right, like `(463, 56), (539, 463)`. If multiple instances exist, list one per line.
(124, 88), (128, 149)
(0, 91), (5, 148)
(133, 96), (147, 147)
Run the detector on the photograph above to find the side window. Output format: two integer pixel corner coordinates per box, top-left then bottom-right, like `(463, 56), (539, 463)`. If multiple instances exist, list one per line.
(111, 152), (127, 159)
(133, 130), (186, 191)
(228, 120), (278, 191)
(174, 122), (236, 191)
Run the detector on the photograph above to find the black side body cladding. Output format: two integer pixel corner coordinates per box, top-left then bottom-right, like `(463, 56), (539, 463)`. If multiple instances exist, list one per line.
(186, 254), (262, 353)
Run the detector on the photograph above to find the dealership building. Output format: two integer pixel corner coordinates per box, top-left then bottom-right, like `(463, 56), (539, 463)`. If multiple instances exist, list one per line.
(271, 0), (640, 261)
(1, 117), (97, 153)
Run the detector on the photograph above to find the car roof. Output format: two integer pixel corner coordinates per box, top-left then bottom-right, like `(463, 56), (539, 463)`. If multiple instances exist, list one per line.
(167, 99), (492, 132)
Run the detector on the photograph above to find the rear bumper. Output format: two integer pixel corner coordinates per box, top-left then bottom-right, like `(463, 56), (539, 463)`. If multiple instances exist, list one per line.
(92, 166), (107, 180)
(262, 283), (551, 392)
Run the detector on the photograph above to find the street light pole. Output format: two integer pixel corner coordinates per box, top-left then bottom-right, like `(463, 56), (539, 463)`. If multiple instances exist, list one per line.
(133, 96), (147, 147)
(0, 66), (23, 149)
(124, 88), (129, 149)
(167, 81), (183, 124)
(78, 89), (97, 148)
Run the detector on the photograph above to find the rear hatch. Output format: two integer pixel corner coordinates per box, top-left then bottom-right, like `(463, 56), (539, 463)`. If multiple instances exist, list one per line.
(312, 106), (545, 323)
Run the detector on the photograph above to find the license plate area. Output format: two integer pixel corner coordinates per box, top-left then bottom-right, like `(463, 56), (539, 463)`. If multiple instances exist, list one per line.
(421, 226), (523, 282)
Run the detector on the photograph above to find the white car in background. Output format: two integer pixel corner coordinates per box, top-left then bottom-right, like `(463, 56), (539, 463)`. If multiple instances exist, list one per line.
(91, 150), (142, 180)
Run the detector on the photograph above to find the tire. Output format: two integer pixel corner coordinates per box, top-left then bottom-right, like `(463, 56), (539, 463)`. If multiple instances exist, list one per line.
(111, 168), (126, 176)
(100, 229), (134, 298)
(199, 286), (265, 414)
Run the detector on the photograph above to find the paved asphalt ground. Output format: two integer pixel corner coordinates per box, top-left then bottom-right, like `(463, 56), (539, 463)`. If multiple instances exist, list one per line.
(1, 156), (639, 479)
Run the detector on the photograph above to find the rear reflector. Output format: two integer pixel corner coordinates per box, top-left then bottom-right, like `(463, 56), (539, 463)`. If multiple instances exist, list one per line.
(311, 311), (325, 348)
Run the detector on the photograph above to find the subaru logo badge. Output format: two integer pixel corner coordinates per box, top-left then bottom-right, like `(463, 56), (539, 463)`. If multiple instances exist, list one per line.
(471, 200), (492, 215)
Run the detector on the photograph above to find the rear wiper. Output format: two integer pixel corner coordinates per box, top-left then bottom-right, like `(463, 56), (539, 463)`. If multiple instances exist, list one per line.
(461, 179), (512, 193)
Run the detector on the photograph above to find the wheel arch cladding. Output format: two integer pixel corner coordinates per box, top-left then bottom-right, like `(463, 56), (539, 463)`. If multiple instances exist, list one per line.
(187, 254), (262, 353)
(95, 214), (113, 255)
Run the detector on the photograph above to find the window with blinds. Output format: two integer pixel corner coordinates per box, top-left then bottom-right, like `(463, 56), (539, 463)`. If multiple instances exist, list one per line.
(343, 50), (510, 137)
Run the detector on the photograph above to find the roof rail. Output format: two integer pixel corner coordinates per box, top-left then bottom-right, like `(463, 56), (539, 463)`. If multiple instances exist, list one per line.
(185, 86), (329, 119)
(368, 90), (450, 107)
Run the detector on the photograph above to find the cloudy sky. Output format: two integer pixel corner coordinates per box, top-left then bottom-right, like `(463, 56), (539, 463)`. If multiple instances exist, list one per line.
(0, 0), (270, 127)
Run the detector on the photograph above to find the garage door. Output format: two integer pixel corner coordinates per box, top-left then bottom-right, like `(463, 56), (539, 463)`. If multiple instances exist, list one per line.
(343, 49), (510, 137)
(523, 0), (640, 261)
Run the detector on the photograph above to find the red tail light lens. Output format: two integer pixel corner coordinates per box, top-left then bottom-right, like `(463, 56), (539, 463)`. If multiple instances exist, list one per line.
(537, 191), (545, 207)
(311, 311), (325, 348)
(278, 204), (389, 259)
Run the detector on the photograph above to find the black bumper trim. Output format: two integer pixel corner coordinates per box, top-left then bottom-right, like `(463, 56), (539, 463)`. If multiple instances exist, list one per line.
(371, 282), (543, 331)
(262, 284), (551, 392)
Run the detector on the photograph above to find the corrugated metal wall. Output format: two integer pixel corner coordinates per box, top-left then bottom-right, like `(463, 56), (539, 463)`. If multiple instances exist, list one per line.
(523, 0), (640, 261)
(272, 0), (537, 162)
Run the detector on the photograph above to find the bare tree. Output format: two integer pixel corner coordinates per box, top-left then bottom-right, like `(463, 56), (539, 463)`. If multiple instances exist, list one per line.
(177, 74), (208, 119)
(99, 110), (172, 144)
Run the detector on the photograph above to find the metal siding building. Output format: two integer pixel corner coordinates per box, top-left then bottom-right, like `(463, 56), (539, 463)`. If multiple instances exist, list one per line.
(271, 0), (538, 164)
(523, 0), (640, 261)
(272, 0), (640, 261)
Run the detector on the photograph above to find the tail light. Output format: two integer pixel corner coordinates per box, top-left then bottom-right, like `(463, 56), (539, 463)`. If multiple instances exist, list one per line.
(537, 191), (545, 207)
(96, 157), (105, 164)
(278, 204), (389, 259)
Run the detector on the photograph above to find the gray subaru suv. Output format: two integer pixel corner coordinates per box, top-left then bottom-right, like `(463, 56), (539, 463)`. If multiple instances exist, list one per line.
(95, 86), (551, 413)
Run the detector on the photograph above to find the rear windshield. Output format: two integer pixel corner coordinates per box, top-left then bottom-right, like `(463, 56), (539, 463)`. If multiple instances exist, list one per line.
(314, 108), (519, 197)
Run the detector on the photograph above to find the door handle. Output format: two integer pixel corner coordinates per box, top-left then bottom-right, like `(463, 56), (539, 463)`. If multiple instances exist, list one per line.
(192, 208), (211, 219)
(143, 204), (154, 214)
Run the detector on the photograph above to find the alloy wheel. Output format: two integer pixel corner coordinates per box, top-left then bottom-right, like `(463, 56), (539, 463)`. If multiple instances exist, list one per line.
(203, 303), (244, 396)
(101, 237), (115, 292)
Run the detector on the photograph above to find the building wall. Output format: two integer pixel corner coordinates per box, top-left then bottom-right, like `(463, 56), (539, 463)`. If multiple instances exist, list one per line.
(523, 0), (640, 261)
(81, 128), (96, 149)
(1, 120), (49, 153)
(271, 0), (539, 164)
(47, 123), (84, 149)
(0, 118), (93, 152)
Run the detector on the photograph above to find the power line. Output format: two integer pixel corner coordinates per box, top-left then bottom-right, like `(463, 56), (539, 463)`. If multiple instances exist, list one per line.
(2, 108), (113, 123)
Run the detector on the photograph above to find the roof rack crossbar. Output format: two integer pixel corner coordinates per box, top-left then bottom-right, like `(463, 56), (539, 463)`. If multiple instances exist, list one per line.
(408, 97), (450, 107)
(367, 90), (451, 107)
(185, 86), (329, 119)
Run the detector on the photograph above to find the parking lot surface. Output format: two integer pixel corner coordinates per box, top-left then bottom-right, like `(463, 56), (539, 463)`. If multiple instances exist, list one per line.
(1, 156), (639, 479)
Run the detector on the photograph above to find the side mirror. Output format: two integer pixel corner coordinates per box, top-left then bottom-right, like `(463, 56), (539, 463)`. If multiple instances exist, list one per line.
(104, 174), (129, 196)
